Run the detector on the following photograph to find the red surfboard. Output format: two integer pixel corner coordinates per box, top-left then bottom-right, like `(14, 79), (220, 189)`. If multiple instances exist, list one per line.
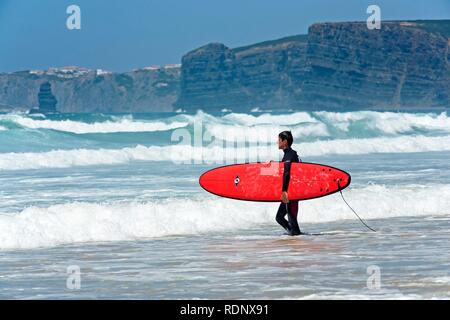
(199, 161), (351, 202)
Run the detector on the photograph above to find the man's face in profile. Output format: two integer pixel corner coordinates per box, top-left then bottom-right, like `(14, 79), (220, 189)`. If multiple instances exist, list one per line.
(278, 137), (287, 150)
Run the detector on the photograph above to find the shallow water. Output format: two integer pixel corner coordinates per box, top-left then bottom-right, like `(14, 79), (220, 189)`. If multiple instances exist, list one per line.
(0, 110), (449, 299)
(1, 216), (449, 299)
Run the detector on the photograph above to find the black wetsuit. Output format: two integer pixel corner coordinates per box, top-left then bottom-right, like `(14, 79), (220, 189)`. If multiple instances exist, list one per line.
(276, 147), (301, 235)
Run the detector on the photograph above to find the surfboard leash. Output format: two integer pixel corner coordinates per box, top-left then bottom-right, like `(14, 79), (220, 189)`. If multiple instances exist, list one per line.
(337, 180), (376, 232)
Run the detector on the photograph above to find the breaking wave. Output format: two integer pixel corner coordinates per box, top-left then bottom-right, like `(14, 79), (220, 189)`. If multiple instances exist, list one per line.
(1, 134), (450, 170)
(0, 114), (188, 134)
(1, 183), (449, 249)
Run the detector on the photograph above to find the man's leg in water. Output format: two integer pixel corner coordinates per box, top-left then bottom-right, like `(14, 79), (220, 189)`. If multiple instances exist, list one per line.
(276, 202), (291, 233)
(287, 200), (301, 235)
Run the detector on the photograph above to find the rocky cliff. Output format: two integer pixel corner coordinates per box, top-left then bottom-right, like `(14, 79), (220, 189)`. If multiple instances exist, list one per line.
(300, 21), (449, 109)
(0, 20), (448, 113)
(177, 20), (450, 111)
(0, 67), (180, 113)
(178, 35), (308, 110)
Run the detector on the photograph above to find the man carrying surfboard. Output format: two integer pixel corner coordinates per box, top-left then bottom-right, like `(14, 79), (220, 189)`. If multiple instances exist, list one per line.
(276, 131), (302, 236)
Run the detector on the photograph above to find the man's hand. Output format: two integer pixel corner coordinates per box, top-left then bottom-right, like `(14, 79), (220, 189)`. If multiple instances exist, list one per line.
(281, 191), (289, 204)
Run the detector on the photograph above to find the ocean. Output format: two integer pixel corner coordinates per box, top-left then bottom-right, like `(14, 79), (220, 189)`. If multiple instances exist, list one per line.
(0, 109), (449, 299)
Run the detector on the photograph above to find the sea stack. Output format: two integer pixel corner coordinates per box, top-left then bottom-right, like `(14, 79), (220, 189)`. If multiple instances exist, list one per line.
(37, 81), (57, 113)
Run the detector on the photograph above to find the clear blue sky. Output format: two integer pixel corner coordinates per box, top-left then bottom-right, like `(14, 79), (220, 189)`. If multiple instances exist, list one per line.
(0, 0), (448, 73)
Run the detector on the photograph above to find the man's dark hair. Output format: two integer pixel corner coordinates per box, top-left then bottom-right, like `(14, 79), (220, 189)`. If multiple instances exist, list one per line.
(279, 131), (293, 147)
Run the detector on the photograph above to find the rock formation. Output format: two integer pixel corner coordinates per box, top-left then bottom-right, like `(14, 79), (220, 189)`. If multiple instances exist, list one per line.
(36, 81), (57, 112)
(0, 20), (448, 113)
(177, 20), (449, 111)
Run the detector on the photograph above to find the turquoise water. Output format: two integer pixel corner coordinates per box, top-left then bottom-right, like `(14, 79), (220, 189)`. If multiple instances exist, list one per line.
(0, 110), (449, 299)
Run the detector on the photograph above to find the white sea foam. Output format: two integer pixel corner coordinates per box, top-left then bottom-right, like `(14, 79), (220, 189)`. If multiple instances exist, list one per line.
(0, 114), (188, 134)
(183, 110), (450, 134)
(179, 110), (450, 141)
(313, 111), (450, 135)
(212, 110), (450, 134)
(2, 110), (450, 138)
(430, 277), (450, 284)
(1, 184), (449, 249)
(1, 134), (450, 171)
(0, 198), (273, 249)
(222, 111), (317, 125)
(205, 122), (330, 142)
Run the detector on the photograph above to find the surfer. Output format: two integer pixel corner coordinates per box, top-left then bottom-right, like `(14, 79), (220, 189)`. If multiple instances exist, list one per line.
(276, 131), (302, 236)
